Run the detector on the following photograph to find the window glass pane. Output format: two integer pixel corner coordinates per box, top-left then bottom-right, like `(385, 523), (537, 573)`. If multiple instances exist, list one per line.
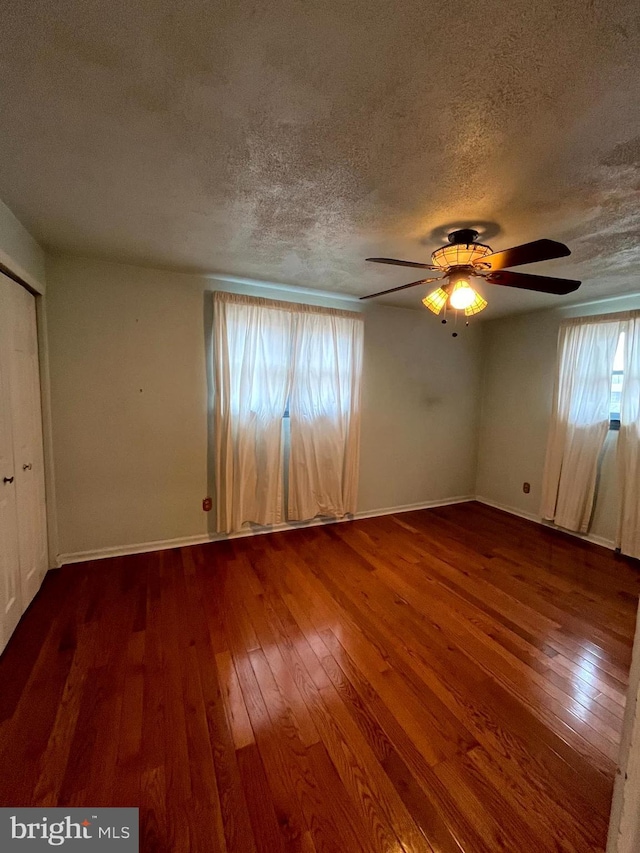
(610, 332), (625, 420)
(613, 332), (625, 371)
(610, 373), (623, 419)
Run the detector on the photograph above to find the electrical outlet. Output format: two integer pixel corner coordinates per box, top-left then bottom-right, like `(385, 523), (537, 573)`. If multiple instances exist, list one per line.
(202, 496), (212, 512)
(523, 482), (530, 494)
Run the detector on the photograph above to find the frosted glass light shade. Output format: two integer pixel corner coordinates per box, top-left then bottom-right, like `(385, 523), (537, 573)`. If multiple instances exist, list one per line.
(422, 287), (448, 314)
(431, 242), (492, 269)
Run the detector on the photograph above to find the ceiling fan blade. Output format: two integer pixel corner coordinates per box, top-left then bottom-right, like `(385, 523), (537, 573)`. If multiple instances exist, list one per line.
(359, 278), (440, 300)
(366, 257), (438, 270)
(478, 239), (570, 271)
(485, 270), (581, 295)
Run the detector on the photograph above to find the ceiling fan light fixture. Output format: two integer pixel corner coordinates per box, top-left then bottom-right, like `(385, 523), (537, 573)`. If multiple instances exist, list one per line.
(422, 287), (448, 314)
(362, 232), (579, 308)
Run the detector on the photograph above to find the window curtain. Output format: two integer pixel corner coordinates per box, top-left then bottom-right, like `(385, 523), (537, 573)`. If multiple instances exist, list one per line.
(213, 291), (364, 533)
(540, 316), (623, 532)
(617, 312), (640, 557)
(213, 292), (293, 533)
(288, 309), (364, 521)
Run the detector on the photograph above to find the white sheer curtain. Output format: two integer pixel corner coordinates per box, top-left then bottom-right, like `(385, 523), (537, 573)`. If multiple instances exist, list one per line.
(540, 316), (623, 532)
(213, 292), (364, 533)
(617, 312), (640, 557)
(213, 292), (292, 533)
(288, 309), (364, 521)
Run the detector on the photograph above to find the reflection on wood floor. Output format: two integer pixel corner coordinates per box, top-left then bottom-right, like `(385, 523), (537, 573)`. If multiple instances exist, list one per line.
(0, 501), (638, 852)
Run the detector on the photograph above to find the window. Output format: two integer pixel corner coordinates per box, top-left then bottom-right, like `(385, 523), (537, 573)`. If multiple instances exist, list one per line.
(213, 291), (364, 532)
(541, 316), (625, 532)
(610, 332), (625, 430)
(541, 310), (640, 554)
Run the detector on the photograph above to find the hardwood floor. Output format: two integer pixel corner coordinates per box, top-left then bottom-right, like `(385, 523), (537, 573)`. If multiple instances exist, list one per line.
(0, 502), (638, 852)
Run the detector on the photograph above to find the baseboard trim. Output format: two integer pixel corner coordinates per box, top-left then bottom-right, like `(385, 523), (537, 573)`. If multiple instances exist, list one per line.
(353, 495), (475, 521)
(57, 533), (215, 565)
(475, 495), (616, 551)
(57, 494), (476, 566)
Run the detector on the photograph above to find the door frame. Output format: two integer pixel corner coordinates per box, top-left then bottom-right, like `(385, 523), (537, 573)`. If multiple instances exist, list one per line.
(607, 597), (640, 852)
(0, 266), (58, 569)
(34, 291), (59, 568)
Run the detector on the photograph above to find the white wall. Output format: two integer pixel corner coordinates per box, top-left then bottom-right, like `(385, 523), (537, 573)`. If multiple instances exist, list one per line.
(476, 295), (640, 547)
(45, 255), (482, 559)
(0, 198), (46, 293)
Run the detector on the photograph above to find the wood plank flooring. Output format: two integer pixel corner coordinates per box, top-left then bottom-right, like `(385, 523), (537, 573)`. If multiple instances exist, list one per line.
(0, 501), (638, 852)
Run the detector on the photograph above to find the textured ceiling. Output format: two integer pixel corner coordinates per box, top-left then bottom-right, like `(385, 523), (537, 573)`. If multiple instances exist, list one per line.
(0, 0), (639, 317)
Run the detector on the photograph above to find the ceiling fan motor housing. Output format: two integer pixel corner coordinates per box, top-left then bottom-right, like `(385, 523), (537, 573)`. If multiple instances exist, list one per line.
(447, 228), (480, 245)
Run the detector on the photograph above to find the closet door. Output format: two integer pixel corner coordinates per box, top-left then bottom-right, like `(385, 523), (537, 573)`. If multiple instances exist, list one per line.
(0, 279), (22, 652)
(5, 276), (48, 610)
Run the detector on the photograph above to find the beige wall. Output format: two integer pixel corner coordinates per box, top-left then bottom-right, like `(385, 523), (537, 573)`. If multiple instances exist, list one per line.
(45, 255), (482, 558)
(476, 295), (640, 547)
(358, 304), (481, 514)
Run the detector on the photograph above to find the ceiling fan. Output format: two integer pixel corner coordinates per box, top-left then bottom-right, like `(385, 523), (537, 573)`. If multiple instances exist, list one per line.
(361, 229), (581, 325)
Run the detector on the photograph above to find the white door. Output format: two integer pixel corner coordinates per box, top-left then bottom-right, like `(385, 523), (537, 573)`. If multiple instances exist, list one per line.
(6, 278), (48, 607)
(0, 279), (22, 651)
